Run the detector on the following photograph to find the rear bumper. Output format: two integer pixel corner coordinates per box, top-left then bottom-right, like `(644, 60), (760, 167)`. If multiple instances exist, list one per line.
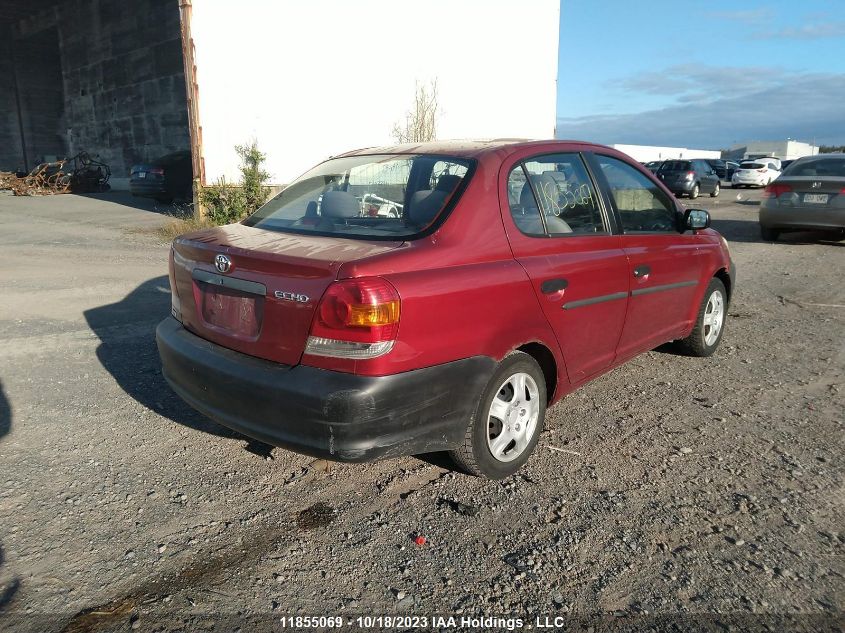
(130, 180), (167, 197)
(760, 205), (845, 231)
(665, 180), (695, 194)
(155, 317), (494, 462)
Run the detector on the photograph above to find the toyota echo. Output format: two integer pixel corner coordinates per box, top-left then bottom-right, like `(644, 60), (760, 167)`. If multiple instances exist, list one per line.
(156, 140), (735, 479)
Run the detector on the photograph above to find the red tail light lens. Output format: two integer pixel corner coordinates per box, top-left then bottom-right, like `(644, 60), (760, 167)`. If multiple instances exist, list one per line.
(366, 204), (379, 217)
(763, 183), (792, 198)
(150, 167), (165, 175)
(757, 168), (767, 173)
(306, 277), (400, 359)
(685, 171), (695, 180)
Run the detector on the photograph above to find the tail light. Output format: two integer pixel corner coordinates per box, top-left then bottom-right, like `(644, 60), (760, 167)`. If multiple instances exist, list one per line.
(168, 246), (182, 322)
(305, 277), (400, 359)
(757, 168), (767, 173)
(150, 167), (165, 175)
(685, 171), (695, 180)
(366, 204), (379, 217)
(763, 183), (792, 198)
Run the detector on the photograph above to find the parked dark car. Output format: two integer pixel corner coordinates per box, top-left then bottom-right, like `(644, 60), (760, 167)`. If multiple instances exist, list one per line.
(725, 161), (739, 179)
(759, 154), (845, 241)
(656, 159), (721, 199)
(130, 150), (192, 203)
(705, 159), (728, 179)
(644, 160), (663, 173)
(156, 140), (734, 479)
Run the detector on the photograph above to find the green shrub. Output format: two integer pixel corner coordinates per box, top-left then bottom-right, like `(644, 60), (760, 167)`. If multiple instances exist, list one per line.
(200, 140), (271, 225)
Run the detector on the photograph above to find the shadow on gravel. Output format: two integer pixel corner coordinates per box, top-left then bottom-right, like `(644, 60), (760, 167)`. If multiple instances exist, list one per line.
(712, 218), (845, 246)
(0, 380), (10, 441)
(0, 544), (20, 611)
(75, 192), (190, 216)
(83, 276), (245, 445)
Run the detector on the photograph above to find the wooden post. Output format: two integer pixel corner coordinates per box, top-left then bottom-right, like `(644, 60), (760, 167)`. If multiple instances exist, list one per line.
(178, 0), (205, 217)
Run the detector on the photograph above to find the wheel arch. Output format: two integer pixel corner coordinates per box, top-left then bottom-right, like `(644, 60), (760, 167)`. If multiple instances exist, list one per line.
(714, 267), (732, 307)
(515, 342), (558, 404)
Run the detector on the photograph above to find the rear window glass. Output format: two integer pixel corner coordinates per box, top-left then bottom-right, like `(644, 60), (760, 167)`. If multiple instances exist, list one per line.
(739, 163), (763, 169)
(243, 154), (472, 240)
(783, 158), (845, 178)
(658, 161), (691, 171)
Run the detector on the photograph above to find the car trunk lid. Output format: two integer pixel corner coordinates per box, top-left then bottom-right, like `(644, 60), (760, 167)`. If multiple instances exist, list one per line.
(171, 223), (403, 366)
(769, 176), (845, 207)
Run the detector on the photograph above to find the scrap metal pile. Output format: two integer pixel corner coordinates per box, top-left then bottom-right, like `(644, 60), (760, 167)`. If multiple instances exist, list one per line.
(0, 152), (111, 196)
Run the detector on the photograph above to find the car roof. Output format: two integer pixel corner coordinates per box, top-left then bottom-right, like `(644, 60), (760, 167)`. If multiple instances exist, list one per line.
(334, 138), (616, 160)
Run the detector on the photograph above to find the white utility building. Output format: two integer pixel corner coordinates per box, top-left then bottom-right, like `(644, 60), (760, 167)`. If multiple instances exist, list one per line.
(726, 140), (819, 161)
(611, 144), (720, 163)
(189, 0), (561, 185)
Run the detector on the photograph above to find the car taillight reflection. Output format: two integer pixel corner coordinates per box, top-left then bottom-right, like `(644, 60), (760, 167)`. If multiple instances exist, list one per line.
(763, 183), (792, 198)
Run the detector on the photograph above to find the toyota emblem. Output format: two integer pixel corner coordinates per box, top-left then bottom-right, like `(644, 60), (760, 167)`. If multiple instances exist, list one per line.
(214, 254), (232, 273)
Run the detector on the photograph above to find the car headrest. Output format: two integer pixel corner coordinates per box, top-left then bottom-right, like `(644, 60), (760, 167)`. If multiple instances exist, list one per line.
(435, 174), (462, 193)
(520, 173), (559, 211)
(320, 190), (360, 218)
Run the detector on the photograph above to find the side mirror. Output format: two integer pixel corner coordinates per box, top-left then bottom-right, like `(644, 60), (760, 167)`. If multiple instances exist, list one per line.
(685, 208), (710, 231)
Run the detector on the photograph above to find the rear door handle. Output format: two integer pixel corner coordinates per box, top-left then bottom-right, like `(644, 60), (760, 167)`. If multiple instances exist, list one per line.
(633, 265), (651, 278)
(541, 278), (569, 294)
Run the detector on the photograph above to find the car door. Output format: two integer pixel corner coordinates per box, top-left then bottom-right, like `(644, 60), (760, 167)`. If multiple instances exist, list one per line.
(695, 160), (717, 193)
(502, 151), (630, 384)
(587, 153), (708, 359)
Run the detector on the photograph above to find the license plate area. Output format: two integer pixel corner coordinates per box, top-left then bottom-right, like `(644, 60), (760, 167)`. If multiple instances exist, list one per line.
(192, 269), (266, 338)
(803, 193), (828, 204)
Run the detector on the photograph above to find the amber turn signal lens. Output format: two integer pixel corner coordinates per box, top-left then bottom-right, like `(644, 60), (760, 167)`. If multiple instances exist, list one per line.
(347, 300), (400, 327)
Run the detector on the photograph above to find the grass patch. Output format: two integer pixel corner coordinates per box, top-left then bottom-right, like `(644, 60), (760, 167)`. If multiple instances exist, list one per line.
(155, 215), (215, 242)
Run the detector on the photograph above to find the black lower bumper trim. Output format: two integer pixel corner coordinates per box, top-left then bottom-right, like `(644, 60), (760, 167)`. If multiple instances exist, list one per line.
(156, 317), (495, 462)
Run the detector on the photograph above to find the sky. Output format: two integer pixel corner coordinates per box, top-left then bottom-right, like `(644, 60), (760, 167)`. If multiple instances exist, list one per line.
(555, 0), (845, 149)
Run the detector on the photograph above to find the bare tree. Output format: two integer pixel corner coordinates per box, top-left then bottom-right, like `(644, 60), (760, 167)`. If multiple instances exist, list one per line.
(391, 79), (439, 144)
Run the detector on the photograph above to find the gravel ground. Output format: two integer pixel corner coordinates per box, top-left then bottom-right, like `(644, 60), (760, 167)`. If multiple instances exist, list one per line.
(0, 188), (842, 632)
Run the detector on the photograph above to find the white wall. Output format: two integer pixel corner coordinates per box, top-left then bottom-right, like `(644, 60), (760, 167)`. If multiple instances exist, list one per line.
(612, 144), (720, 163)
(191, 1), (560, 185)
(740, 141), (819, 160)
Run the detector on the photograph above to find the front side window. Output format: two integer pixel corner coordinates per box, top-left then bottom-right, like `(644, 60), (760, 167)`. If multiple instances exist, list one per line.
(595, 155), (678, 233)
(243, 154), (473, 240)
(507, 153), (606, 236)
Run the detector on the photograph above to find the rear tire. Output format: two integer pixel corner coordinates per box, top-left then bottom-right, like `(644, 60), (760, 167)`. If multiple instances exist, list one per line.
(689, 184), (700, 199)
(760, 226), (779, 241)
(449, 352), (547, 479)
(710, 183), (720, 197)
(676, 278), (727, 357)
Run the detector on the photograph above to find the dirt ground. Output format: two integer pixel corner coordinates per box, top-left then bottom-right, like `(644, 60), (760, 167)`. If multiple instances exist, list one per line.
(0, 188), (842, 633)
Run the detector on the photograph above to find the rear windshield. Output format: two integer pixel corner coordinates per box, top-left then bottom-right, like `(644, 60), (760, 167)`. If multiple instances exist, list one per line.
(739, 163), (763, 169)
(658, 161), (691, 172)
(783, 158), (845, 178)
(243, 154), (473, 240)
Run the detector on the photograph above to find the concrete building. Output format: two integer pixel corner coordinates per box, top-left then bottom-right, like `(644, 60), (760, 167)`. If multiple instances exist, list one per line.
(611, 144), (721, 163)
(1, 0), (559, 191)
(724, 140), (819, 162)
(0, 0), (190, 190)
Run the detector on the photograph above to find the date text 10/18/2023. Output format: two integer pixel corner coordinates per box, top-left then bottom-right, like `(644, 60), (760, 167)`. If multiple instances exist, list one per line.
(277, 615), (581, 630)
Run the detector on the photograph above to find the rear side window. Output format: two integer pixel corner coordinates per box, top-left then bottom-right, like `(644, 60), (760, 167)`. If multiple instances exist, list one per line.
(507, 153), (606, 237)
(594, 155), (677, 233)
(659, 160), (691, 172)
(784, 158), (845, 177)
(243, 154), (473, 240)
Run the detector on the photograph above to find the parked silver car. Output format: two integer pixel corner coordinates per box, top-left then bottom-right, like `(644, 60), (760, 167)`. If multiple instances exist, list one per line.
(759, 154), (845, 241)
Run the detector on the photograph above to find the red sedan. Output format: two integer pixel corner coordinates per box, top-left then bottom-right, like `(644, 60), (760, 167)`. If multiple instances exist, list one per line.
(157, 140), (735, 479)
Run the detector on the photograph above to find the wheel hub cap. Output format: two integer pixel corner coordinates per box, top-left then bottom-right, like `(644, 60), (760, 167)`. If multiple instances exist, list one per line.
(486, 372), (540, 463)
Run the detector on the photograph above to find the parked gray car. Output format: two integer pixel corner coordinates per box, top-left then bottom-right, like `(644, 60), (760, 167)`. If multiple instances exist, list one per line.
(656, 159), (720, 199)
(759, 154), (845, 241)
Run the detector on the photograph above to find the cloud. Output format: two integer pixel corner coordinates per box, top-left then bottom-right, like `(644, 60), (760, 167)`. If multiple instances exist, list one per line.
(616, 64), (789, 103)
(753, 21), (845, 40)
(556, 71), (845, 148)
(708, 8), (773, 24)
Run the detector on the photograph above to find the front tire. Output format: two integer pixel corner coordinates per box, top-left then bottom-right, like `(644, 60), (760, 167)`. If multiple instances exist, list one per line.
(449, 352), (547, 479)
(710, 183), (720, 197)
(689, 183), (700, 200)
(676, 278), (727, 357)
